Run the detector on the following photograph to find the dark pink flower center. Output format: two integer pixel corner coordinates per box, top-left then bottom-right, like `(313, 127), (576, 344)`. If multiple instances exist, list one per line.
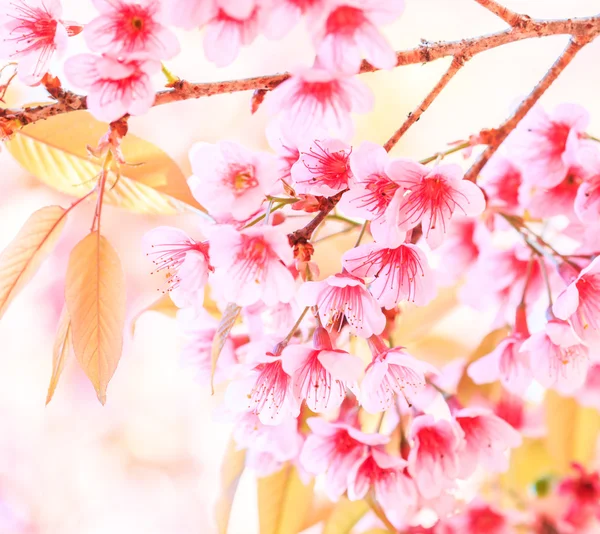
(467, 507), (506, 533)
(545, 121), (570, 156)
(224, 163), (258, 196)
(326, 6), (366, 36)
(575, 274), (600, 331)
(6, 0), (58, 63)
(353, 173), (399, 217)
(298, 140), (351, 190)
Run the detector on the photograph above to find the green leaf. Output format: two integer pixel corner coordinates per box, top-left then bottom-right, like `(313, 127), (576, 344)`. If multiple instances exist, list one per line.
(5, 111), (202, 215)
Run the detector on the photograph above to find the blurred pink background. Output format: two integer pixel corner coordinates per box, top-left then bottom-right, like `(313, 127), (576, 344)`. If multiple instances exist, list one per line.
(1, 0), (599, 532)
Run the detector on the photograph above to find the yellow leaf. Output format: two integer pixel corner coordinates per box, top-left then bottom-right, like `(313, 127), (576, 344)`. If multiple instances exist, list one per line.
(65, 232), (126, 404)
(0, 205), (67, 319)
(545, 391), (600, 474)
(257, 465), (315, 534)
(501, 438), (553, 495)
(46, 306), (72, 405)
(456, 327), (510, 404)
(130, 293), (178, 336)
(215, 436), (246, 534)
(5, 111), (201, 215)
(323, 497), (369, 534)
(211, 303), (241, 393)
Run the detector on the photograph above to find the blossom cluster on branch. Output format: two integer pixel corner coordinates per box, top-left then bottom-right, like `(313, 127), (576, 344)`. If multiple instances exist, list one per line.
(1, 0), (600, 532)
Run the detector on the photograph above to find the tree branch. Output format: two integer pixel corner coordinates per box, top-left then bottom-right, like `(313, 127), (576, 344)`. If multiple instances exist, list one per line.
(384, 55), (467, 152)
(288, 191), (345, 248)
(1, 14), (598, 128)
(473, 0), (527, 27)
(464, 37), (590, 182)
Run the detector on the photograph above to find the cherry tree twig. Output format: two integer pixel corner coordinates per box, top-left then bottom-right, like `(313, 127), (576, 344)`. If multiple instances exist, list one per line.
(463, 37), (591, 182)
(1, 14), (599, 128)
(473, 0), (527, 27)
(384, 55), (468, 152)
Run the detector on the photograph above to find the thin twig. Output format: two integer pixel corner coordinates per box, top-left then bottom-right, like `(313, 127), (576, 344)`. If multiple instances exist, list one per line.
(384, 55), (467, 152)
(473, 0), (527, 27)
(464, 37), (592, 182)
(1, 14), (599, 127)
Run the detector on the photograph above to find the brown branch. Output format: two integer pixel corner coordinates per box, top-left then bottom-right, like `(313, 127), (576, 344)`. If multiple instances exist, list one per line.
(1, 14), (599, 127)
(288, 190), (345, 248)
(464, 37), (590, 182)
(384, 55), (467, 152)
(473, 0), (527, 27)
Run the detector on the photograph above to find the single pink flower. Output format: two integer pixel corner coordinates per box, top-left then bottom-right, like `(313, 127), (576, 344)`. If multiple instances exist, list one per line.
(177, 307), (239, 385)
(142, 225), (212, 308)
(298, 272), (386, 338)
(494, 390), (546, 439)
(575, 363), (600, 411)
(188, 141), (278, 221)
(574, 144), (600, 223)
(266, 120), (301, 185)
(338, 142), (406, 246)
(291, 138), (352, 196)
(64, 53), (159, 122)
(225, 348), (300, 425)
(520, 319), (589, 395)
(164, 0), (217, 30)
(347, 448), (417, 527)
(342, 242), (436, 308)
(203, 3), (261, 67)
(0, 0), (71, 85)
(263, 0), (324, 39)
(207, 224), (296, 307)
(267, 65), (373, 139)
(445, 499), (515, 534)
(468, 331), (532, 395)
(481, 156), (523, 214)
(281, 326), (363, 412)
(509, 103), (589, 188)
(234, 413), (303, 475)
(84, 0), (179, 60)
(558, 464), (600, 532)
(553, 256), (600, 345)
(454, 408), (522, 478)
(310, 0), (403, 74)
(299, 417), (388, 500)
(360, 335), (438, 413)
(408, 414), (463, 499)
(387, 160), (486, 249)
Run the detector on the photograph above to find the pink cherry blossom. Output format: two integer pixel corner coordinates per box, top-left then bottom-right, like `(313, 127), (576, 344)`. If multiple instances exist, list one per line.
(481, 155), (523, 214)
(281, 326), (363, 412)
(553, 257), (600, 345)
(575, 363), (600, 411)
(263, 0), (324, 39)
(520, 319), (589, 395)
(225, 347), (299, 425)
(234, 412), (303, 475)
(291, 138), (352, 196)
(408, 414), (464, 499)
(299, 417), (389, 500)
(347, 448), (417, 528)
(206, 224), (296, 307)
(187, 141), (278, 221)
(361, 335), (438, 413)
(494, 390), (546, 439)
(267, 65), (373, 139)
(444, 499), (515, 534)
(298, 272), (386, 338)
(558, 463), (600, 532)
(203, 3), (261, 67)
(454, 408), (522, 478)
(177, 308), (239, 385)
(84, 0), (180, 60)
(64, 53), (159, 123)
(387, 160), (486, 249)
(468, 331), (532, 395)
(574, 144), (600, 223)
(310, 0), (403, 74)
(0, 0), (69, 85)
(165, 0), (217, 30)
(142, 225), (212, 308)
(266, 120), (301, 185)
(510, 103), (589, 188)
(338, 141), (406, 246)
(342, 242), (436, 308)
